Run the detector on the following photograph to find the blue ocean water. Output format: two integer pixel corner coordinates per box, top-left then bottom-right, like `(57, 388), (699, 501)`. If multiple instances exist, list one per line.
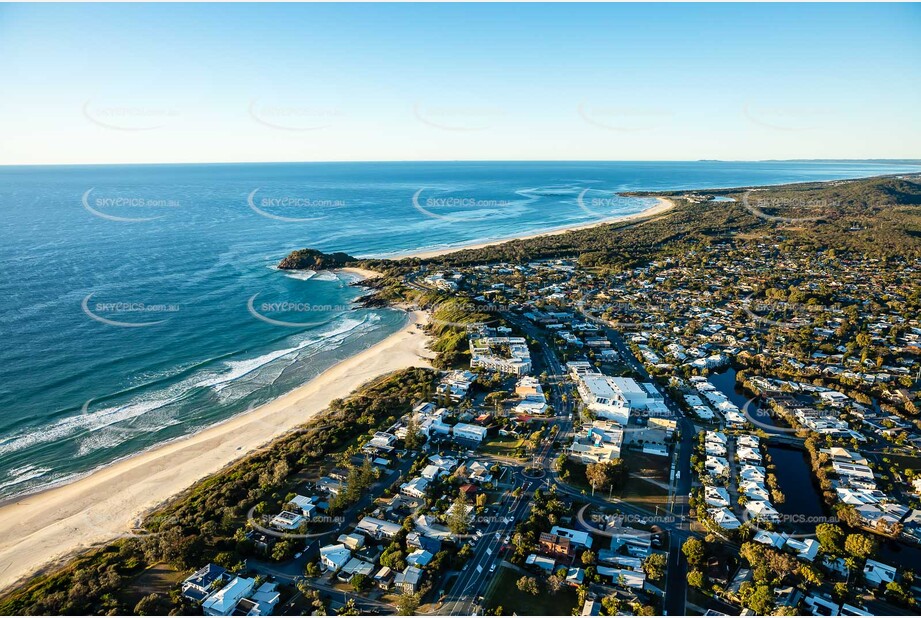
(1, 160), (919, 499)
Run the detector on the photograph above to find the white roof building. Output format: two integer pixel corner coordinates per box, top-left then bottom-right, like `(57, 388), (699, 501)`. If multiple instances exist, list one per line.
(708, 507), (741, 530)
(202, 577), (256, 616)
(550, 526), (593, 548)
(745, 500), (781, 523)
(863, 558), (897, 587)
(269, 511), (304, 531)
(453, 423), (488, 442)
(470, 336), (531, 375)
(319, 544), (352, 572)
(400, 476), (429, 498)
(704, 486), (731, 507)
(356, 516), (402, 540)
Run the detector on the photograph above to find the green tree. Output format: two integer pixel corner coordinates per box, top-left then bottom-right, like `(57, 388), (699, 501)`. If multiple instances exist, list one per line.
(404, 417), (424, 450)
(585, 460), (627, 493)
(643, 553), (667, 581)
(338, 598), (361, 616)
(396, 592), (420, 616)
(844, 533), (876, 560)
(815, 523), (845, 556)
(516, 576), (540, 595)
(601, 595), (623, 616)
(305, 561), (321, 577)
(447, 493), (471, 536)
(133, 593), (165, 616)
(798, 564), (823, 587)
(351, 573), (371, 592)
(687, 570), (705, 589)
(740, 582), (774, 615)
(682, 537), (705, 567)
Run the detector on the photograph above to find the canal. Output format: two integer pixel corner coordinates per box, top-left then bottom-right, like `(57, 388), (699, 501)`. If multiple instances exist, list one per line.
(708, 368), (921, 568)
(708, 366), (786, 432)
(709, 367), (826, 534)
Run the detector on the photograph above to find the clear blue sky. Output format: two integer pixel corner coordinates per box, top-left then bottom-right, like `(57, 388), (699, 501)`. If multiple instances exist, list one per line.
(1, 2), (919, 164)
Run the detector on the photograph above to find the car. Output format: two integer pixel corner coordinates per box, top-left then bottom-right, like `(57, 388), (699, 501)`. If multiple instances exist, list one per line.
(489, 564), (496, 573)
(495, 532), (501, 539)
(294, 552), (303, 559)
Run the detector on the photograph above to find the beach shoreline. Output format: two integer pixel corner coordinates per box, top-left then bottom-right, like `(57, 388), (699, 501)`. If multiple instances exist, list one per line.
(387, 196), (675, 260)
(0, 197), (675, 593)
(0, 297), (433, 593)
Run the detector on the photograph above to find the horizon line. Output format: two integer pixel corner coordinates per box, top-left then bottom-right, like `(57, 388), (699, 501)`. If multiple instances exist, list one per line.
(3, 157), (921, 169)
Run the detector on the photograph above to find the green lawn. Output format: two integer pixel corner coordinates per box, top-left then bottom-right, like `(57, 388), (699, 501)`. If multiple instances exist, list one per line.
(481, 435), (525, 459)
(483, 566), (579, 616)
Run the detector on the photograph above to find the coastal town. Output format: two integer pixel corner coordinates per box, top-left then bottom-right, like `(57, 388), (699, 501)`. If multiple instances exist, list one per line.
(139, 217), (920, 617)
(2, 176), (920, 618)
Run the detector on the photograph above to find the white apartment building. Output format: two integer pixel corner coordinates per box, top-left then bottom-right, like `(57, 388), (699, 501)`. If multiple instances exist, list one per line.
(470, 337), (532, 375)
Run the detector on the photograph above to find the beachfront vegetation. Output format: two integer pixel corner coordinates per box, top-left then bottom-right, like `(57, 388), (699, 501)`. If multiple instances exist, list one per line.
(0, 368), (436, 616)
(398, 176), (921, 269)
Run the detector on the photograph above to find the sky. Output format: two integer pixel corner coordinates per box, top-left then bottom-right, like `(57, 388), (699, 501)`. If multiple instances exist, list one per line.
(0, 2), (919, 165)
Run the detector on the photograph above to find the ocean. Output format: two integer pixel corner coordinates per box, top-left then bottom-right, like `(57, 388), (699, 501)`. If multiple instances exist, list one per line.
(1, 160), (919, 499)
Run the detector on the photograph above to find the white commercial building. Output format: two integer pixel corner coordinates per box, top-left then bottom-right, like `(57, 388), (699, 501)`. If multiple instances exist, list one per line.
(470, 337), (532, 375)
(453, 423), (488, 442)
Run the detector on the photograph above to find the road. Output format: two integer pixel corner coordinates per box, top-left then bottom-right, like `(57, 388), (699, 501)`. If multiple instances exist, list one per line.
(438, 480), (535, 615)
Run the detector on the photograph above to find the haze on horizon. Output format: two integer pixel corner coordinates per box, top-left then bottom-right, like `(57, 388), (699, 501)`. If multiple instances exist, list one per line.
(0, 2), (919, 166)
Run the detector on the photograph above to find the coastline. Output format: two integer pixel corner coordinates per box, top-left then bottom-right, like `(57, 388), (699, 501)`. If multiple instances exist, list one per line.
(394, 197), (676, 260)
(0, 299), (433, 593)
(0, 196), (675, 593)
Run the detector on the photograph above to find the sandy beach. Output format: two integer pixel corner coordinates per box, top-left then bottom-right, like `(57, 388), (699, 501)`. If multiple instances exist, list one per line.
(399, 197), (675, 260)
(0, 197), (673, 593)
(0, 303), (433, 593)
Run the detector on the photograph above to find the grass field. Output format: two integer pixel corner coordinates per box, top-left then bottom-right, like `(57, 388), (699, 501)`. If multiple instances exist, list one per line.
(480, 435), (525, 459)
(483, 566), (578, 616)
(117, 562), (184, 609)
(560, 451), (671, 510)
